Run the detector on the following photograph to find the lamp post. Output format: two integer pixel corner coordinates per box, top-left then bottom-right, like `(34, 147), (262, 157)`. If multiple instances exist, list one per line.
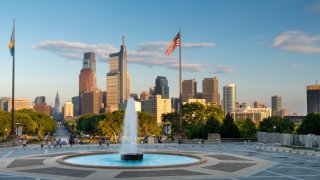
(273, 126), (276, 133)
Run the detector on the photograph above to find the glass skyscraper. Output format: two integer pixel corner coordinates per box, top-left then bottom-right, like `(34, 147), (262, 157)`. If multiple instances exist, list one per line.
(223, 84), (236, 115)
(155, 76), (169, 99)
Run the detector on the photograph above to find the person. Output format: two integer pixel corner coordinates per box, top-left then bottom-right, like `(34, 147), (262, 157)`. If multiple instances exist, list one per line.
(69, 135), (74, 148)
(106, 139), (110, 149)
(40, 140), (44, 150)
(22, 138), (27, 149)
(53, 139), (57, 148)
(48, 140), (51, 149)
(58, 137), (62, 148)
(99, 137), (102, 146)
(178, 138), (181, 147)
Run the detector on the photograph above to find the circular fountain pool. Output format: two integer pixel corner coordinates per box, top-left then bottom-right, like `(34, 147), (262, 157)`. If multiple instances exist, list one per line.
(58, 152), (206, 169)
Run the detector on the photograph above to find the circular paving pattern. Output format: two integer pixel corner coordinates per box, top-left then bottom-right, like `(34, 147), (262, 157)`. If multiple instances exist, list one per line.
(57, 151), (206, 169)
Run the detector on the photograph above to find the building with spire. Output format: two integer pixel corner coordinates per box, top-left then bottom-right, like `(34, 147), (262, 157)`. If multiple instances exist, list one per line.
(106, 36), (130, 112)
(52, 91), (62, 120)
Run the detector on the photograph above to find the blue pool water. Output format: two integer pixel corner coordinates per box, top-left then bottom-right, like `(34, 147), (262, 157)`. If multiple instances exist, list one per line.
(64, 153), (199, 167)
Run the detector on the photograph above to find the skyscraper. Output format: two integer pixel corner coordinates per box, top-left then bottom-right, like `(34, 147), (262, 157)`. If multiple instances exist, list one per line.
(83, 52), (96, 74)
(54, 91), (60, 111)
(142, 95), (171, 124)
(155, 76), (169, 99)
(34, 96), (46, 104)
(64, 101), (74, 119)
(79, 52), (97, 115)
(182, 79), (197, 102)
(271, 96), (282, 116)
(106, 36), (130, 111)
(79, 68), (96, 92)
(72, 96), (79, 116)
(307, 85), (320, 114)
(81, 88), (101, 114)
(202, 77), (219, 105)
(223, 84), (236, 115)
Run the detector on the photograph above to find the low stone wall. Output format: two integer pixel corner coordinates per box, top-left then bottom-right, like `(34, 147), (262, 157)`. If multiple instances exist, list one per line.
(257, 131), (320, 148)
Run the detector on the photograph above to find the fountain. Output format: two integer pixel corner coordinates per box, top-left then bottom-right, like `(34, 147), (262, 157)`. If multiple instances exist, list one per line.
(57, 98), (206, 168)
(119, 98), (143, 161)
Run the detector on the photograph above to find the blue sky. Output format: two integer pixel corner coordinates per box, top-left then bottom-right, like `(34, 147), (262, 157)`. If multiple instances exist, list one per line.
(0, 0), (320, 115)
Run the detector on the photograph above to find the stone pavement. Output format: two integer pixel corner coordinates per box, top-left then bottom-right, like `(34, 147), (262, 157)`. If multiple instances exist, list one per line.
(0, 143), (320, 179)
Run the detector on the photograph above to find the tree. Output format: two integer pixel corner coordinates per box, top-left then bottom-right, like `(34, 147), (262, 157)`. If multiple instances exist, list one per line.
(297, 113), (320, 135)
(259, 116), (295, 133)
(77, 113), (105, 136)
(98, 111), (124, 142)
(14, 112), (37, 134)
(203, 116), (221, 138)
(235, 118), (257, 138)
(205, 104), (224, 123)
(182, 102), (206, 139)
(138, 112), (160, 137)
(220, 113), (240, 138)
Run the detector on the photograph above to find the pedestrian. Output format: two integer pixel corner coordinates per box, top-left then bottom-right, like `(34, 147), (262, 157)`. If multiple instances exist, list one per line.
(99, 137), (102, 146)
(106, 139), (110, 149)
(58, 137), (62, 148)
(69, 135), (73, 148)
(40, 140), (44, 150)
(22, 138), (27, 149)
(53, 139), (57, 148)
(48, 140), (51, 149)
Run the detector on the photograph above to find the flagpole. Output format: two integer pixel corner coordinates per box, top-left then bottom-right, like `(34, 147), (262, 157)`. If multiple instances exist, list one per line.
(178, 28), (185, 140)
(10, 19), (15, 136)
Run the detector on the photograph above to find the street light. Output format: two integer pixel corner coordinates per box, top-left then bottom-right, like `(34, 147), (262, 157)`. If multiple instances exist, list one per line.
(273, 126), (276, 133)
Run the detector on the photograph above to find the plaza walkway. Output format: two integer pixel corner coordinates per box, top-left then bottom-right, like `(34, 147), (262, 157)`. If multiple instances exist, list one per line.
(0, 142), (320, 180)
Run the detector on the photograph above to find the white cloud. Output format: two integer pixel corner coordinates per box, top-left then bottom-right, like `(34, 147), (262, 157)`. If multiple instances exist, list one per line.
(272, 31), (320, 54)
(34, 40), (118, 61)
(289, 63), (299, 69)
(34, 40), (230, 73)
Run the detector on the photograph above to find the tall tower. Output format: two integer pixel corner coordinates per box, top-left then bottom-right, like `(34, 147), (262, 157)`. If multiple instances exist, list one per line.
(202, 77), (219, 105)
(223, 84), (236, 115)
(106, 36), (130, 111)
(155, 76), (169, 99)
(181, 79), (197, 102)
(83, 52), (96, 74)
(271, 95), (282, 116)
(307, 85), (320, 114)
(54, 91), (60, 110)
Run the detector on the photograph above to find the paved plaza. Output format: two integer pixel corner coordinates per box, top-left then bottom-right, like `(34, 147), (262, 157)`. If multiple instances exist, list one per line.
(0, 143), (320, 180)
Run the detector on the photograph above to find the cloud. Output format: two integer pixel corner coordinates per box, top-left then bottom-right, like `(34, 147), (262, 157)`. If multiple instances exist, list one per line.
(34, 40), (118, 61)
(305, 0), (320, 13)
(34, 40), (230, 73)
(289, 63), (299, 69)
(272, 31), (320, 54)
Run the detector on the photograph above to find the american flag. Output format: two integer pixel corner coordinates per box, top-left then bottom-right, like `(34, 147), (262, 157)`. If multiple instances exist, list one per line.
(166, 32), (180, 56)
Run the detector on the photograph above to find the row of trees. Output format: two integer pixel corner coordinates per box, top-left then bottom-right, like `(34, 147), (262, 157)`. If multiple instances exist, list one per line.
(0, 109), (56, 140)
(65, 111), (160, 142)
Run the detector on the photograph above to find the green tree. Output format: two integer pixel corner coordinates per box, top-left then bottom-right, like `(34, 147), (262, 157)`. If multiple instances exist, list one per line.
(77, 113), (105, 136)
(98, 111), (124, 142)
(235, 118), (257, 138)
(0, 111), (11, 139)
(182, 102), (206, 139)
(259, 116), (295, 133)
(297, 113), (320, 135)
(14, 112), (37, 134)
(220, 113), (240, 138)
(203, 116), (221, 138)
(205, 104), (224, 123)
(138, 112), (160, 137)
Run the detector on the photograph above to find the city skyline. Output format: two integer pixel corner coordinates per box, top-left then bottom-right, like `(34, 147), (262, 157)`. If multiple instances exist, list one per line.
(1, 1), (320, 115)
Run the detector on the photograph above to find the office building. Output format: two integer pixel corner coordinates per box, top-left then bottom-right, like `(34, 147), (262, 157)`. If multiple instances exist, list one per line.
(106, 36), (130, 111)
(83, 52), (96, 74)
(81, 88), (102, 114)
(34, 96), (46, 104)
(140, 91), (150, 101)
(3, 98), (31, 112)
(182, 79), (197, 102)
(64, 101), (74, 119)
(155, 76), (169, 99)
(307, 85), (320, 114)
(202, 77), (219, 105)
(223, 84), (236, 115)
(171, 97), (179, 112)
(0, 97), (10, 111)
(71, 96), (79, 117)
(254, 101), (267, 108)
(271, 95), (282, 116)
(142, 95), (171, 124)
(79, 68), (96, 92)
(231, 107), (271, 123)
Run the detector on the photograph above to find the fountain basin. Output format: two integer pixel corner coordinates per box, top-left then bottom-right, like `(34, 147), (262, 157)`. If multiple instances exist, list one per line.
(57, 151), (206, 169)
(121, 153), (143, 161)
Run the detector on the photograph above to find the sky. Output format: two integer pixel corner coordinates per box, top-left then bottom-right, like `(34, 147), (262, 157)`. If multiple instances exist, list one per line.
(0, 0), (320, 115)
